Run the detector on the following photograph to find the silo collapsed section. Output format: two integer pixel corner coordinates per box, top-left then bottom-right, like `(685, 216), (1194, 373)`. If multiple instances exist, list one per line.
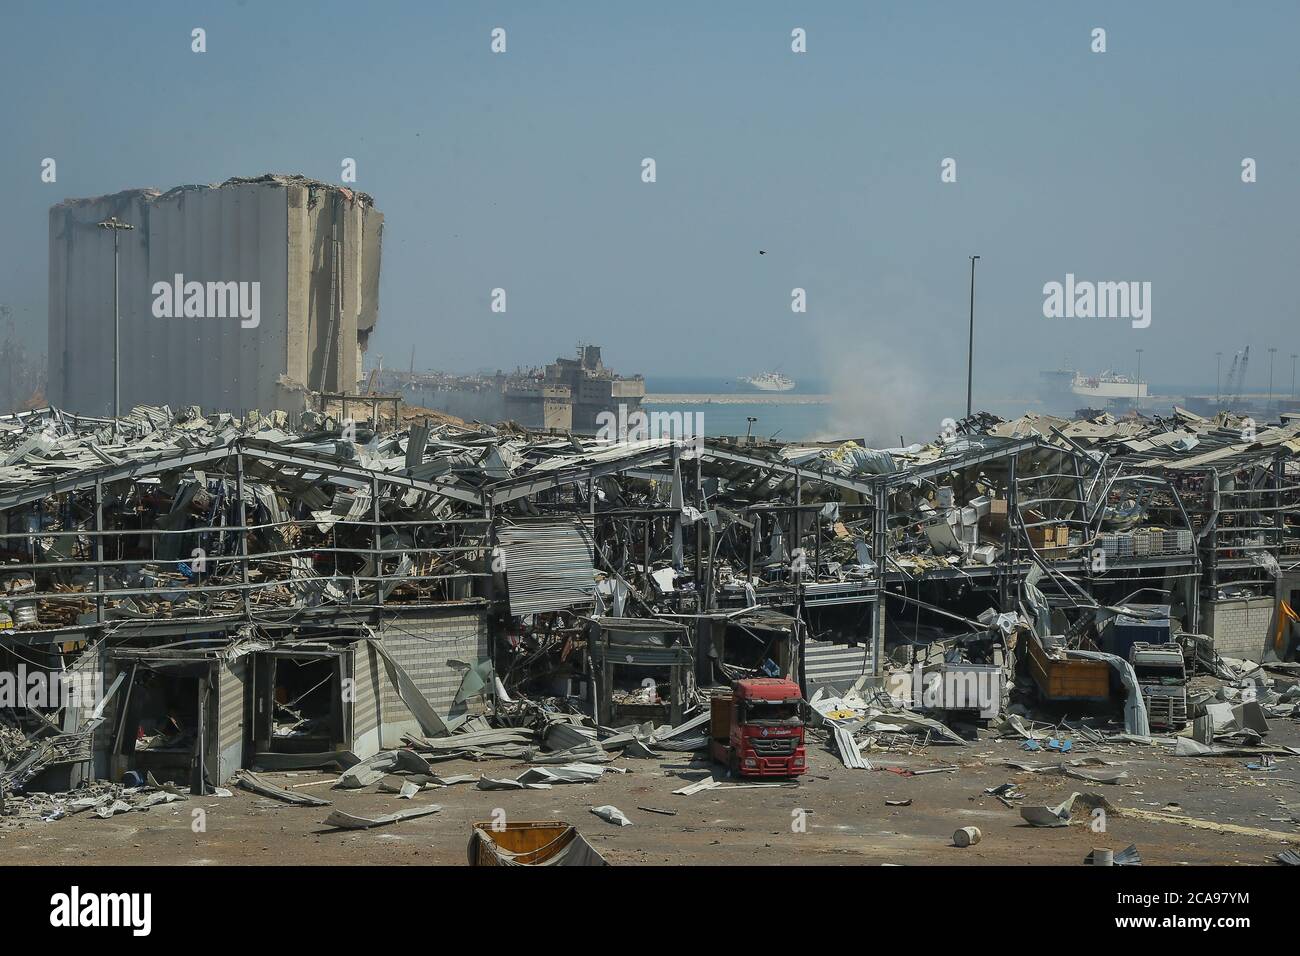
(48, 174), (383, 416)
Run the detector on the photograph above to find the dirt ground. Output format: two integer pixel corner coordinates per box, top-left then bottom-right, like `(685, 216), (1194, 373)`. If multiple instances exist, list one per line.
(3, 720), (1298, 866)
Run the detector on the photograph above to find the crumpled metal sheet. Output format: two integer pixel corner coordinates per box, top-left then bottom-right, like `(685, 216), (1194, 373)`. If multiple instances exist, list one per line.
(476, 777), (551, 791)
(404, 728), (536, 753)
(235, 769), (332, 806)
(1064, 649), (1150, 737)
(516, 763), (608, 785)
(335, 750), (431, 789)
(528, 742), (611, 764)
(1020, 792), (1083, 827)
(543, 721), (598, 751)
(833, 725), (871, 770)
(93, 800), (134, 819)
(1000, 758), (1129, 784)
(590, 805), (632, 827)
(497, 521), (598, 616)
(429, 774), (477, 787)
(475, 761), (609, 790)
(321, 804), (442, 830)
(672, 776), (720, 795)
(1174, 737), (1298, 758)
(619, 739), (662, 759)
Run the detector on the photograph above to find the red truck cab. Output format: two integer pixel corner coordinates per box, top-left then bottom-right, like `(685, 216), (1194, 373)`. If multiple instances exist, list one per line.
(710, 678), (807, 778)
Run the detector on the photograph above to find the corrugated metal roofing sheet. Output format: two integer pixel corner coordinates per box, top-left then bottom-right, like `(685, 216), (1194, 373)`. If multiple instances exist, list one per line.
(498, 520), (597, 616)
(804, 638), (873, 689)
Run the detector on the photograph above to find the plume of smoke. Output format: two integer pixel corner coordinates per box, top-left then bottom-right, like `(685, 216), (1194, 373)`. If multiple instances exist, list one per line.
(816, 339), (960, 447)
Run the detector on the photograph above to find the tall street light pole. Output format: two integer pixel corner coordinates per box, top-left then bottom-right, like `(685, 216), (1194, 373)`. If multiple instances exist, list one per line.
(1215, 351), (1223, 406)
(97, 216), (134, 435)
(1267, 347), (1277, 415)
(1291, 353), (1297, 401)
(966, 255), (979, 418)
(1135, 348), (1144, 414)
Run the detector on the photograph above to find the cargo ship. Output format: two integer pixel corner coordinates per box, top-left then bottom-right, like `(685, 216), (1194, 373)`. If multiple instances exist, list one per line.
(740, 371), (796, 392)
(1071, 370), (1147, 402)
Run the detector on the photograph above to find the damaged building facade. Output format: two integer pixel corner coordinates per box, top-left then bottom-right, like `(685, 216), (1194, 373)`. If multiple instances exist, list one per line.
(395, 345), (647, 433)
(48, 174), (383, 416)
(2, 399), (1298, 801)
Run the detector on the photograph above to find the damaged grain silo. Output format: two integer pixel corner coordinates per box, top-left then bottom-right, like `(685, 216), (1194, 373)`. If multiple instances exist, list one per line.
(48, 174), (383, 415)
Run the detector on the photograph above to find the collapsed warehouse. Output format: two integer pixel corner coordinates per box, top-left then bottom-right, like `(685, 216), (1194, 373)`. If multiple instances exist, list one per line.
(1, 401), (1298, 810)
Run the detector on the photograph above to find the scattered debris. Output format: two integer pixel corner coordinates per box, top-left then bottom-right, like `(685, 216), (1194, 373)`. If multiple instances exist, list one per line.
(321, 805), (442, 830)
(673, 776), (719, 796)
(590, 805), (633, 827)
(1116, 807), (1300, 844)
(235, 770), (331, 807)
(1085, 844), (1142, 866)
(3, 394), (1298, 869)
(1020, 792), (1092, 828)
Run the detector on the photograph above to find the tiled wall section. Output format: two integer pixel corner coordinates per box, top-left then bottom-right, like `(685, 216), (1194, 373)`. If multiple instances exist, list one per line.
(378, 605), (489, 746)
(1204, 596), (1276, 661)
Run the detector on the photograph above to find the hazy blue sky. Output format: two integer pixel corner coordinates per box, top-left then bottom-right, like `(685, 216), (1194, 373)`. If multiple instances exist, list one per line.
(3, 1), (1297, 412)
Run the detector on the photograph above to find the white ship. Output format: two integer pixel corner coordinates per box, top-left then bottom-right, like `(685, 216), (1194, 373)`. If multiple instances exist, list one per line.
(740, 371), (796, 392)
(1071, 370), (1147, 401)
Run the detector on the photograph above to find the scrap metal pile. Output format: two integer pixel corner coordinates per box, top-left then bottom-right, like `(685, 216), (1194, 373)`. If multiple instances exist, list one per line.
(0, 404), (498, 630)
(1, 401), (1298, 805)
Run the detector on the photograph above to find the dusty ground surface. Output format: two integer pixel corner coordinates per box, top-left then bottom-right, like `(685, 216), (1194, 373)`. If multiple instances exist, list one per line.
(3, 720), (1298, 866)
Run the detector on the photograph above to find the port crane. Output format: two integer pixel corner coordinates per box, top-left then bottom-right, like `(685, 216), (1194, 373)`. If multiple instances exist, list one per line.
(1222, 346), (1250, 408)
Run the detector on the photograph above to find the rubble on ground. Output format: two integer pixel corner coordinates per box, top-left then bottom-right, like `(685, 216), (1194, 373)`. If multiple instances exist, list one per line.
(1, 403), (1297, 866)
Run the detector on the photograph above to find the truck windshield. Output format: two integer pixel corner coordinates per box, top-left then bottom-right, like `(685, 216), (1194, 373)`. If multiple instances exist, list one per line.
(1133, 663), (1183, 684)
(741, 701), (800, 725)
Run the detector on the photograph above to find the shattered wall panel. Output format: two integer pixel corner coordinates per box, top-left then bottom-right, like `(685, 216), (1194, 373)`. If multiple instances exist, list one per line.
(804, 637), (873, 695)
(65, 638), (106, 788)
(1205, 596), (1277, 660)
(215, 657), (247, 783)
(350, 642), (383, 759)
(497, 521), (597, 616)
(377, 606), (489, 748)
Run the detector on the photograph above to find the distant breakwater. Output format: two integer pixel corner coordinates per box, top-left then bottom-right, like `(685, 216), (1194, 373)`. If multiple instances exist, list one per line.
(643, 393), (831, 405)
